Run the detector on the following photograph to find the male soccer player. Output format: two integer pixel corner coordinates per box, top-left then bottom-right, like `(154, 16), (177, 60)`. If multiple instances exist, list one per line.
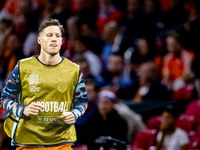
(0, 19), (88, 150)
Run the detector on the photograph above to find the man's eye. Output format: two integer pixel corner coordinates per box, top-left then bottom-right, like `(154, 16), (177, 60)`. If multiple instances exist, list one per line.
(47, 34), (52, 37)
(56, 35), (61, 37)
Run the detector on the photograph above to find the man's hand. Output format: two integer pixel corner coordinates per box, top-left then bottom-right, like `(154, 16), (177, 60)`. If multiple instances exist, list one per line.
(60, 112), (75, 124)
(23, 103), (44, 116)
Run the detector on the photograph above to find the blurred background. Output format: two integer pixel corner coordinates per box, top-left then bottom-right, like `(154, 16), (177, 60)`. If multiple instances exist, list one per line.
(1, 0), (200, 149)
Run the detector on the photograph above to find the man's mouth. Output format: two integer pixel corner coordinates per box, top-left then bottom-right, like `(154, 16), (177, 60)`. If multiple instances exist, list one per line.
(50, 44), (58, 47)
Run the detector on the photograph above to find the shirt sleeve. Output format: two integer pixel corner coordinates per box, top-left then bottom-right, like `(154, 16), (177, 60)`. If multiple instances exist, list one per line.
(0, 63), (26, 117)
(71, 69), (88, 123)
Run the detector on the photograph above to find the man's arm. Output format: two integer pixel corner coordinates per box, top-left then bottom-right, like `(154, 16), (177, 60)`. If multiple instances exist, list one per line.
(60, 69), (88, 124)
(0, 63), (44, 117)
(0, 63), (26, 117)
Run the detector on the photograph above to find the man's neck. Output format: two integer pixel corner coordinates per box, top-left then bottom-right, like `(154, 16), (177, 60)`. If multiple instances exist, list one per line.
(38, 51), (62, 66)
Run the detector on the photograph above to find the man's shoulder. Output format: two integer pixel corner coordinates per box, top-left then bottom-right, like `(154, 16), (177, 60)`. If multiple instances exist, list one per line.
(62, 57), (80, 68)
(174, 128), (189, 145)
(175, 128), (188, 137)
(19, 56), (34, 62)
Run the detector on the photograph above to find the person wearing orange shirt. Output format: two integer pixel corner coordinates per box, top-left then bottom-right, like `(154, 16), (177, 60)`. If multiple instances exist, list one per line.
(162, 31), (195, 88)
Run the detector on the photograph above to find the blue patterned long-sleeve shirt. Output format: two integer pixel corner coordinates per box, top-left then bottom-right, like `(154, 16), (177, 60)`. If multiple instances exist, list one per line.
(0, 62), (88, 123)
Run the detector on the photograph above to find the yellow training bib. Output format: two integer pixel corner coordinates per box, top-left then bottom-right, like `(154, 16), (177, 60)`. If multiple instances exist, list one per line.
(4, 56), (80, 146)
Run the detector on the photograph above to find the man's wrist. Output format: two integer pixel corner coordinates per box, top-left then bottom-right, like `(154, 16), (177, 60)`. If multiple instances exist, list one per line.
(20, 105), (27, 117)
(71, 110), (79, 123)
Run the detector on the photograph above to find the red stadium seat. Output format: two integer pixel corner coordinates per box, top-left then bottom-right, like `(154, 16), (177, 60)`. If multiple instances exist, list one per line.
(73, 144), (88, 150)
(185, 99), (200, 126)
(131, 129), (157, 150)
(147, 115), (161, 131)
(189, 126), (200, 150)
(172, 84), (194, 100)
(176, 114), (197, 133)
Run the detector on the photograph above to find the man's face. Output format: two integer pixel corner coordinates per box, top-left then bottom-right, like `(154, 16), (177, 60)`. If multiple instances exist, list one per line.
(19, 0), (31, 15)
(144, 0), (155, 13)
(73, 40), (87, 54)
(38, 26), (62, 56)
(7, 35), (21, 50)
(14, 17), (29, 35)
(99, 0), (112, 9)
(166, 37), (182, 55)
(108, 55), (123, 75)
(0, 23), (7, 33)
(127, 0), (139, 14)
(139, 63), (154, 81)
(160, 111), (176, 131)
(85, 84), (97, 103)
(102, 28), (114, 44)
(98, 97), (114, 117)
(138, 39), (149, 57)
(81, 23), (93, 37)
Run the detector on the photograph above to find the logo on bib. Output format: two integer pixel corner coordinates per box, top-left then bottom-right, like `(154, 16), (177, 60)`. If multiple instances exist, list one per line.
(29, 74), (41, 92)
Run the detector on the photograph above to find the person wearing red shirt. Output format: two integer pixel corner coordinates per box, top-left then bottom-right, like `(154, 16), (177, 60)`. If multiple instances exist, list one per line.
(96, 0), (123, 35)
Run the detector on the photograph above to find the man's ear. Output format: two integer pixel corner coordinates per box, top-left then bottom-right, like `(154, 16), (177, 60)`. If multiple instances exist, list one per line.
(38, 36), (42, 44)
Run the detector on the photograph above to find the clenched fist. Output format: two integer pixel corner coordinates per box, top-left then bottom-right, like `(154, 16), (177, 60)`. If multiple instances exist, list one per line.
(60, 112), (75, 124)
(23, 103), (44, 116)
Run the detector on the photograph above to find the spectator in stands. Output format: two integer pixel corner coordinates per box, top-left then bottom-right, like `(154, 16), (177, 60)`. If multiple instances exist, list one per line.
(0, 33), (24, 93)
(101, 21), (133, 66)
(38, 0), (57, 27)
(80, 20), (104, 55)
(52, 0), (73, 32)
(0, 18), (13, 54)
(71, 0), (87, 13)
(51, 0), (75, 56)
(181, 0), (200, 54)
(14, 15), (38, 57)
(72, 0), (97, 26)
(156, 105), (189, 150)
(114, 100), (146, 144)
(102, 54), (135, 99)
(63, 15), (79, 58)
(18, 0), (38, 32)
(75, 79), (99, 145)
(87, 90), (128, 149)
(131, 37), (157, 72)
(96, 0), (123, 35)
(158, 0), (170, 12)
(120, 0), (142, 40)
(162, 31), (195, 89)
(140, 0), (164, 37)
(0, 0), (39, 21)
(163, 0), (188, 29)
(72, 36), (102, 76)
(162, 32), (195, 88)
(84, 79), (98, 114)
(74, 57), (104, 88)
(0, 0), (3, 10)
(172, 71), (198, 100)
(18, 0), (32, 16)
(133, 61), (171, 102)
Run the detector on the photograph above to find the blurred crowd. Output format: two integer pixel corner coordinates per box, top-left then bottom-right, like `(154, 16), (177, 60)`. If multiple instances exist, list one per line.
(1, 0), (200, 149)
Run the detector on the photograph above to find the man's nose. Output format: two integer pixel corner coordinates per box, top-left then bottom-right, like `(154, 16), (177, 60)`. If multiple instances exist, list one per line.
(51, 36), (58, 41)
